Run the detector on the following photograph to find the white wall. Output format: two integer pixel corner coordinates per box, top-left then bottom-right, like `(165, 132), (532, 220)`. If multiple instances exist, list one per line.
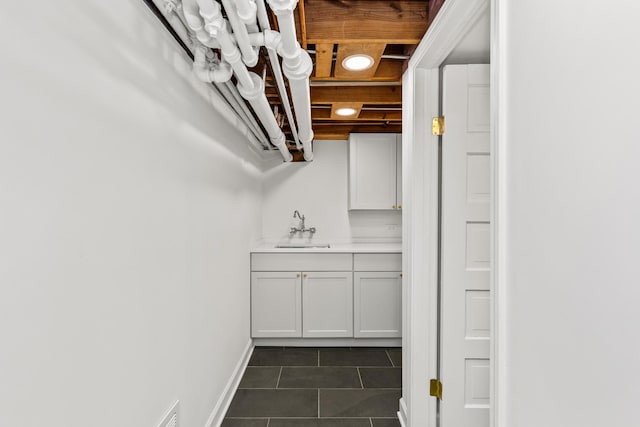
(261, 140), (402, 243)
(500, 2), (640, 425)
(0, 2), (263, 426)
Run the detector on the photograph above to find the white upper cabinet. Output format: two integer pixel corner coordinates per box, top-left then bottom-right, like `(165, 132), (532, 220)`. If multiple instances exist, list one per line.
(349, 133), (402, 210)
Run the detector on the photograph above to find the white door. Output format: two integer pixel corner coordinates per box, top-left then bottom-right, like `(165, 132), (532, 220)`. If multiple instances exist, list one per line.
(302, 272), (353, 337)
(441, 64), (491, 427)
(251, 272), (302, 338)
(354, 272), (402, 338)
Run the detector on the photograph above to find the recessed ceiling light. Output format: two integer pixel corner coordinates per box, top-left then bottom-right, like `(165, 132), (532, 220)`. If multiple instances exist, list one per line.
(342, 54), (374, 71)
(335, 107), (358, 116)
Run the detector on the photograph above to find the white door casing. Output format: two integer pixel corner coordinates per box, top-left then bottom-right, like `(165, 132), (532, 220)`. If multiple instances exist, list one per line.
(441, 64), (491, 427)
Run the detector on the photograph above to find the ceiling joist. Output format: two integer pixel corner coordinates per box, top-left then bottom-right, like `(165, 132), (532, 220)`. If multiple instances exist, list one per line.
(305, 0), (429, 44)
(311, 86), (402, 104)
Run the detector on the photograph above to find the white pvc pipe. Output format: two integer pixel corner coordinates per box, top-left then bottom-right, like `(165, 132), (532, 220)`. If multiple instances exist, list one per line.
(236, 0), (258, 27)
(267, 0), (314, 160)
(220, 0), (258, 67)
(255, 0), (301, 150)
(181, 0), (218, 46)
(193, 46), (233, 82)
(196, 0), (292, 161)
(173, 3), (269, 148)
(223, 81), (271, 148)
(238, 73), (292, 161)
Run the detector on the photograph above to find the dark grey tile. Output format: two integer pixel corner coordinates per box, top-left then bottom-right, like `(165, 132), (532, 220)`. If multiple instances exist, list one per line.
(269, 419), (371, 427)
(249, 348), (318, 366)
(278, 367), (361, 388)
(320, 349), (392, 367)
(239, 367), (281, 388)
(320, 389), (401, 418)
(220, 419), (269, 427)
(387, 349), (402, 367)
(226, 389), (318, 417)
(359, 368), (402, 388)
(371, 419), (401, 427)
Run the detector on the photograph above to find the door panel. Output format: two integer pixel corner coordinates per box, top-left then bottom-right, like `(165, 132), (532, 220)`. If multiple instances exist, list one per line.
(441, 64), (490, 427)
(302, 272), (353, 338)
(354, 272), (402, 338)
(251, 272), (302, 338)
(349, 133), (398, 209)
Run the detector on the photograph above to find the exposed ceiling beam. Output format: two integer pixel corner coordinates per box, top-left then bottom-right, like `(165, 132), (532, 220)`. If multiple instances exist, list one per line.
(314, 43), (334, 78)
(305, 0), (429, 44)
(313, 124), (403, 140)
(311, 86), (402, 104)
(313, 109), (402, 121)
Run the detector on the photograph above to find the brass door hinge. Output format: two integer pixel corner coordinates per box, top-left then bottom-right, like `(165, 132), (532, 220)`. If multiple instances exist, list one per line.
(430, 379), (443, 400)
(432, 117), (445, 136)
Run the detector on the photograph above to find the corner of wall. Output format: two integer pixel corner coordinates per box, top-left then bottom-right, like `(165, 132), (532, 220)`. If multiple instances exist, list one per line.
(205, 339), (254, 427)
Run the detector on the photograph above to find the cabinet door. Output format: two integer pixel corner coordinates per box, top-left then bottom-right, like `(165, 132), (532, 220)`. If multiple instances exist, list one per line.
(302, 272), (353, 338)
(349, 133), (398, 210)
(354, 272), (402, 338)
(396, 134), (403, 208)
(251, 272), (302, 338)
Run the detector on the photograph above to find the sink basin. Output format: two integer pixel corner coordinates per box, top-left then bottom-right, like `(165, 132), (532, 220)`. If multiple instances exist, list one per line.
(275, 242), (331, 248)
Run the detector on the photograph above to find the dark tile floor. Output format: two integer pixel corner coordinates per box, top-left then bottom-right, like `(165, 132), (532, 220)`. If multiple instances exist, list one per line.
(222, 347), (402, 427)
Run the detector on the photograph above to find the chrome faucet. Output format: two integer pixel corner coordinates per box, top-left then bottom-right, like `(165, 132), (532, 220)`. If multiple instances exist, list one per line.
(290, 210), (316, 236)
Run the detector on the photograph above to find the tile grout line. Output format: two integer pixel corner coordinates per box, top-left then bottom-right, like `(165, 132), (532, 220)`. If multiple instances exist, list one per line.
(385, 350), (395, 367)
(370, 417), (374, 427)
(266, 418), (271, 427)
(357, 367), (364, 389)
(317, 388), (320, 419)
(318, 349), (320, 367)
(275, 366), (283, 389)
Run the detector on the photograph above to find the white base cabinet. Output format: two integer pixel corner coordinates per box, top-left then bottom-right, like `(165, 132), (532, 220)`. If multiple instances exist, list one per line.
(354, 272), (402, 338)
(303, 272), (353, 338)
(251, 272), (302, 338)
(251, 252), (401, 340)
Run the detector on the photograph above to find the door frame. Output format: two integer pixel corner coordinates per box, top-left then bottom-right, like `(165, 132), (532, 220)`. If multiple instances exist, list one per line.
(400, 0), (501, 426)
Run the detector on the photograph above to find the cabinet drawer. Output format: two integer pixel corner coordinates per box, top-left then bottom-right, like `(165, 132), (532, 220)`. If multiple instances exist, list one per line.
(353, 253), (402, 271)
(251, 253), (353, 272)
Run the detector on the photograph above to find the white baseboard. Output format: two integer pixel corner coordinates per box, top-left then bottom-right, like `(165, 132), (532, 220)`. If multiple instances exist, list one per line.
(398, 397), (409, 427)
(205, 339), (254, 427)
(253, 338), (401, 347)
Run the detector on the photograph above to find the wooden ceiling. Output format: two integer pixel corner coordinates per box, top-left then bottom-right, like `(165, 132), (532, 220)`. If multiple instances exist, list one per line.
(261, 0), (445, 142)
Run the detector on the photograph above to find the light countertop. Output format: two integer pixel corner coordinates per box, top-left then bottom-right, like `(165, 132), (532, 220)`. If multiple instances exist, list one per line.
(251, 241), (402, 253)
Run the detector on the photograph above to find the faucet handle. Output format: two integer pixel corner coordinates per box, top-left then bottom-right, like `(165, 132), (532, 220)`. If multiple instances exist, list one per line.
(309, 227), (316, 234)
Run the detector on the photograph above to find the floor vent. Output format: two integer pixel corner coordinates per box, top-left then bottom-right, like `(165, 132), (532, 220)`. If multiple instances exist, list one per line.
(158, 400), (179, 427)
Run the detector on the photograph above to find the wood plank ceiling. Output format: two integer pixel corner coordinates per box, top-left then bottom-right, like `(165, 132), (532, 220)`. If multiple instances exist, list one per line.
(261, 0), (444, 143)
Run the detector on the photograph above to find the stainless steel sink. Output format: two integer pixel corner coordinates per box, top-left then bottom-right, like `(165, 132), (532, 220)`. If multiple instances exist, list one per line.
(275, 242), (331, 248)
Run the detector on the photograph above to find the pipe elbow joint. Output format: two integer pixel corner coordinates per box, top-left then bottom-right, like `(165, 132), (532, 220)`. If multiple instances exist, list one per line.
(237, 0), (258, 24)
(237, 73), (264, 101)
(197, 0), (224, 36)
(267, 0), (298, 14)
(282, 49), (313, 80)
(263, 30), (282, 51)
(210, 61), (233, 83)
